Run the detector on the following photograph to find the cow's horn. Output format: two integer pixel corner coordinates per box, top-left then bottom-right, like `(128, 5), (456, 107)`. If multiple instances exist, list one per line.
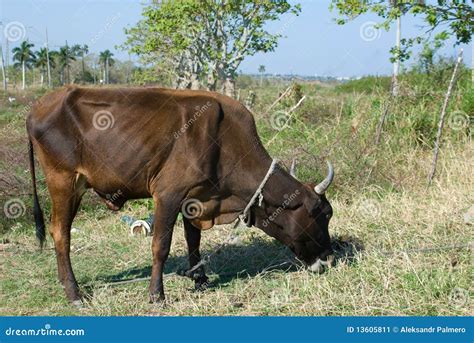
(314, 161), (334, 195)
(289, 158), (297, 178)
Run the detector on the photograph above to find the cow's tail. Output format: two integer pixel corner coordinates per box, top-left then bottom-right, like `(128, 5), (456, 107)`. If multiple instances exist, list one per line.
(28, 139), (46, 249)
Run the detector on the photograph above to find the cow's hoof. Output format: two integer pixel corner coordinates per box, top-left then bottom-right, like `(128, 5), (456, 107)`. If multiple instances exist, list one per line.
(194, 275), (209, 292)
(194, 281), (208, 292)
(149, 294), (165, 304)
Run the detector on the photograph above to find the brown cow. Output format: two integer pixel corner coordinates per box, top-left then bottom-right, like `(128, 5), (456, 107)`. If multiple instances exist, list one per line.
(27, 86), (334, 305)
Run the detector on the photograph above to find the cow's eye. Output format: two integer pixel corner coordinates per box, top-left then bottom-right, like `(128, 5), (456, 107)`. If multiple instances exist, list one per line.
(326, 213), (332, 219)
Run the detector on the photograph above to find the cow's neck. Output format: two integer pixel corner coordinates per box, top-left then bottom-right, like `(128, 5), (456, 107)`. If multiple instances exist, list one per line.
(228, 153), (304, 211)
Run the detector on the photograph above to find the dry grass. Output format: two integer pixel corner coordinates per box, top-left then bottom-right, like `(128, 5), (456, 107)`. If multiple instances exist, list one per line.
(1, 145), (471, 316)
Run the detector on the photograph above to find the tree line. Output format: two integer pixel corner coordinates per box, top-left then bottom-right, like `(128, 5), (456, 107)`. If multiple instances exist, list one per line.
(1, 1), (471, 94)
(2, 41), (120, 90)
(121, 0), (471, 97)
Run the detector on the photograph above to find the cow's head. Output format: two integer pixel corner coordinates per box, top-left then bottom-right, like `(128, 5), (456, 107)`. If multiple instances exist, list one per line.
(254, 161), (335, 273)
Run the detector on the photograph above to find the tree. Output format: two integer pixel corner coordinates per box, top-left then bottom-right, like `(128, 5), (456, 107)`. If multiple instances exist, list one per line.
(80, 45), (89, 83)
(99, 50), (114, 84)
(87, 53), (100, 84)
(71, 44), (89, 83)
(35, 47), (56, 87)
(258, 64), (266, 86)
(57, 44), (76, 84)
(204, 1), (301, 97)
(123, 0), (300, 96)
(70, 44), (81, 56)
(12, 41), (36, 90)
(387, 0), (426, 95)
(0, 44), (7, 91)
(418, 42), (438, 76)
(331, 1), (473, 63)
(124, 0), (205, 88)
(389, 0), (402, 96)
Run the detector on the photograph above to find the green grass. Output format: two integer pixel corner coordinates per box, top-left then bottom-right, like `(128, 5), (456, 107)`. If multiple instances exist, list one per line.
(334, 76), (392, 94)
(0, 76), (472, 316)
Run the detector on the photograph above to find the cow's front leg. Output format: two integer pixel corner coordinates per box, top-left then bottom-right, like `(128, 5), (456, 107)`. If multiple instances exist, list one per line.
(183, 217), (209, 290)
(149, 194), (180, 303)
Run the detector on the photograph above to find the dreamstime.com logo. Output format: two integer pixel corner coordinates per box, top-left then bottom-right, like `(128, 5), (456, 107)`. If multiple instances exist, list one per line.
(269, 110), (290, 131)
(359, 21), (381, 42)
(270, 289), (291, 306)
(448, 110), (471, 131)
(90, 12), (122, 46)
(106, 189), (123, 202)
(357, 198), (382, 219)
(3, 21), (26, 42)
(173, 101), (212, 139)
(5, 323), (85, 337)
(3, 198), (26, 219)
(262, 190), (300, 227)
(449, 287), (469, 308)
(93, 110), (115, 130)
(181, 198), (204, 220)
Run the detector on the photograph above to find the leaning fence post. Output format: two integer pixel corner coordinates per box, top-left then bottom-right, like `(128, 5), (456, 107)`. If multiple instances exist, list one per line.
(266, 85), (292, 113)
(427, 49), (463, 186)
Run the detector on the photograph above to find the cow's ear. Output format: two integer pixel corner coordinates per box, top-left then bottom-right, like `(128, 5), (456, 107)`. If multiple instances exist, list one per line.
(303, 194), (321, 216)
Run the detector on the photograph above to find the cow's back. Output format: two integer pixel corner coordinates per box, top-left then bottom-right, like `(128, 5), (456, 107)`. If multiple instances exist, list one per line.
(27, 86), (229, 199)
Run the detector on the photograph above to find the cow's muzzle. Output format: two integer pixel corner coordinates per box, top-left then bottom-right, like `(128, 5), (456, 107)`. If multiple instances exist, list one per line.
(308, 255), (335, 274)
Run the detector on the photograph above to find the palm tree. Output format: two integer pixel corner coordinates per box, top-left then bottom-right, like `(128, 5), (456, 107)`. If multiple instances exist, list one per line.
(70, 44), (81, 56)
(77, 45), (89, 83)
(57, 44), (76, 84)
(99, 50), (114, 84)
(70, 44), (90, 83)
(258, 65), (266, 86)
(35, 48), (56, 87)
(12, 41), (36, 90)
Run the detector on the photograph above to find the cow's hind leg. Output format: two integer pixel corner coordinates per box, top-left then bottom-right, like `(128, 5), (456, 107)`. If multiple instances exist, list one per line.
(46, 171), (85, 305)
(182, 217), (209, 290)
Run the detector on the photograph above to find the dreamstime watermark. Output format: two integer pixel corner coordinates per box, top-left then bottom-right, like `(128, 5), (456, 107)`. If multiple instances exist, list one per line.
(5, 323), (85, 337)
(270, 289), (291, 306)
(18, 102), (34, 117)
(275, 13), (297, 37)
(2, 100), (37, 135)
(173, 101), (212, 139)
(92, 110), (115, 130)
(181, 198), (204, 219)
(106, 189), (123, 203)
(89, 12), (122, 46)
(449, 287), (469, 308)
(3, 21), (26, 42)
(1, 99), (44, 134)
(269, 110), (289, 131)
(3, 198), (26, 219)
(359, 21), (381, 42)
(357, 198), (381, 219)
(262, 190), (300, 227)
(463, 205), (474, 225)
(448, 110), (471, 131)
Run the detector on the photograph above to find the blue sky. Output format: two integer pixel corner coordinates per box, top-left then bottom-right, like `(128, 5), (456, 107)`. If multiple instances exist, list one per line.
(1, 0), (472, 77)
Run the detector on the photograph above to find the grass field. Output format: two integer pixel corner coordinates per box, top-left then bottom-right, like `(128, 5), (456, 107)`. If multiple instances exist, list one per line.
(0, 75), (472, 316)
